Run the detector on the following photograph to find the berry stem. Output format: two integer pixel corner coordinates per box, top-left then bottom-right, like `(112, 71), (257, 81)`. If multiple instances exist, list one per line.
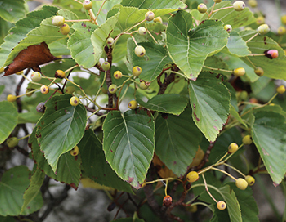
(202, 174), (217, 202)
(65, 19), (92, 22)
(65, 78), (93, 103)
(18, 134), (31, 141)
(88, 9), (97, 24)
(203, 66), (233, 73)
(246, 33), (258, 43)
(223, 163), (246, 177)
(210, 6), (234, 15)
(210, 167), (237, 180)
(248, 53), (266, 56)
(146, 29), (159, 44)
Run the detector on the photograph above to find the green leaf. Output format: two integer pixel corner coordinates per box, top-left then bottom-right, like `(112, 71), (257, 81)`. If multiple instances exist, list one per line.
(18, 111), (43, 124)
(166, 11), (228, 80)
(21, 168), (45, 214)
(204, 1), (256, 28)
(29, 129), (81, 186)
(79, 130), (132, 192)
(121, 0), (186, 9)
(188, 73), (230, 142)
(0, 85), (5, 95)
(0, 101), (17, 143)
(226, 32), (250, 57)
(0, 166), (43, 216)
(90, 13), (119, 67)
(36, 94), (86, 172)
(0, 17), (10, 45)
(137, 94), (187, 115)
(4, 9), (78, 67)
(202, 55), (230, 74)
(228, 184), (259, 222)
(102, 110), (155, 188)
(0, 216), (16, 222)
(242, 36), (286, 80)
(48, 39), (70, 56)
(251, 110), (286, 184)
(0, 0), (26, 23)
(67, 22), (98, 68)
(155, 107), (203, 176)
(229, 105), (247, 128)
(0, 5), (58, 68)
(132, 42), (173, 82)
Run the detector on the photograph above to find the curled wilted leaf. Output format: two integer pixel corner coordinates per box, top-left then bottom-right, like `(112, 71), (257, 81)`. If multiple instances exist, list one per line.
(4, 42), (56, 76)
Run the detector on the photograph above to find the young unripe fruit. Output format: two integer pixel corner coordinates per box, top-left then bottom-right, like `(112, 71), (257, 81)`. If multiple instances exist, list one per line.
(83, 0), (92, 10)
(256, 17), (265, 25)
(197, 4), (207, 13)
(30, 72), (42, 82)
(276, 85), (285, 94)
(277, 27), (286, 35)
(108, 84), (117, 94)
(70, 96), (79, 106)
(114, 71), (122, 79)
(52, 16), (65, 27)
(235, 178), (248, 190)
(224, 24), (232, 33)
(258, 24), (270, 35)
(70, 145), (79, 156)
(245, 175), (255, 186)
(55, 70), (66, 78)
(248, 0), (257, 7)
(135, 45), (146, 57)
(233, 67), (245, 76)
(40, 85), (49, 94)
(228, 143), (239, 153)
(60, 23), (70, 35)
(254, 67), (264, 76)
(233, 1), (245, 11)
(282, 15), (286, 25)
(242, 135), (252, 144)
(154, 17), (162, 23)
(106, 37), (115, 46)
(101, 62), (110, 71)
(265, 50), (278, 59)
(66, 86), (75, 94)
(7, 94), (17, 102)
(240, 90), (248, 101)
(128, 100), (137, 109)
(213, 0), (222, 3)
(217, 201), (226, 210)
(133, 66), (142, 76)
(7, 137), (18, 148)
(186, 171), (199, 183)
(186, 205), (198, 213)
(138, 27), (147, 36)
(139, 81), (148, 90)
(145, 11), (155, 21)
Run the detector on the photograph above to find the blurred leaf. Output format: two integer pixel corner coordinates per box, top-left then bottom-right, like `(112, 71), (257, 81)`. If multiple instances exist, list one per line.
(0, 101), (17, 143)
(0, 0), (26, 23)
(121, 0), (186, 9)
(166, 10), (228, 79)
(102, 110), (155, 188)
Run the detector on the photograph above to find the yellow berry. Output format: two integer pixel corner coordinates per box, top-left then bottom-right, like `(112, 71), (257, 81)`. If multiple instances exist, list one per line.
(55, 70), (66, 78)
(66, 86), (75, 94)
(198, 4), (207, 14)
(186, 205), (198, 213)
(60, 23), (70, 35)
(256, 17), (265, 25)
(245, 175), (255, 186)
(52, 16), (65, 27)
(133, 66), (142, 76)
(235, 178), (248, 190)
(186, 171), (199, 183)
(154, 17), (162, 23)
(139, 81), (148, 90)
(128, 100), (137, 109)
(278, 27), (286, 35)
(83, 0), (92, 10)
(40, 85), (49, 94)
(30, 72), (42, 82)
(7, 137), (18, 148)
(242, 135), (252, 144)
(7, 94), (17, 102)
(135, 45), (146, 57)
(217, 201), (226, 210)
(233, 67), (245, 76)
(16, 71), (23, 75)
(228, 143), (239, 153)
(281, 15), (286, 25)
(108, 84), (117, 94)
(258, 24), (270, 35)
(254, 67), (264, 76)
(114, 71), (122, 79)
(70, 145), (79, 156)
(276, 85), (285, 94)
(70, 96), (79, 106)
(224, 24), (232, 33)
(145, 11), (155, 21)
(249, 0), (257, 7)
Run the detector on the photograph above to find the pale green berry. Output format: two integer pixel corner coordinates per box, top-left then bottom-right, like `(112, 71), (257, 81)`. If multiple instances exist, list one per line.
(138, 27), (147, 36)
(197, 4), (207, 13)
(135, 45), (146, 57)
(52, 16), (65, 27)
(233, 1), (245, 11)
(224, 24), (232, 32)
(258, 24), (270, 34)
(106, 37), (115, 46)
(31, 72), (42, 82)
(145, 11), (155, 21)
(101, 62), (111, 71)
